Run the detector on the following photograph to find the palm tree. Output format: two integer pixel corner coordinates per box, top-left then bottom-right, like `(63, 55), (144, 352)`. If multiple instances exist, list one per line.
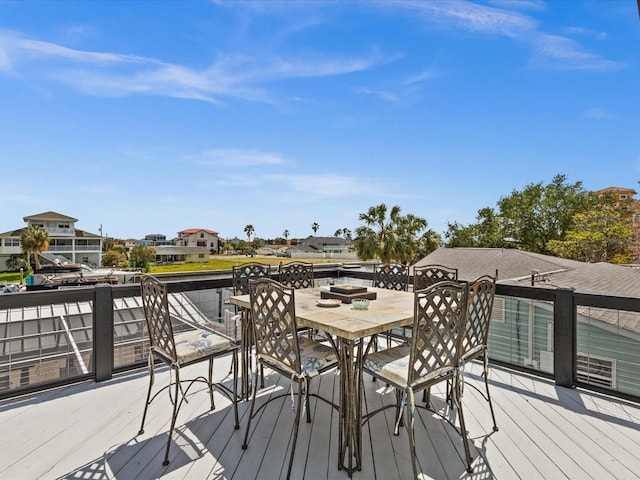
(283, 229), (290, 245)
(334, 228), (343, 238)
(311, 222), (320, 235)
(343, 228), (352, 240)
(20, 225), (50, 269)
(353, 204), (427, 264)
(244, 224), (255, 242)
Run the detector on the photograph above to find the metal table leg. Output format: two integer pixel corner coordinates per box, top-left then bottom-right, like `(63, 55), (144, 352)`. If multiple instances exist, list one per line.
(338, 338), (363, 476)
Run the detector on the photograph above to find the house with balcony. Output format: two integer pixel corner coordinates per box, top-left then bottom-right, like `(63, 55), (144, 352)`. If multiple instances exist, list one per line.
(175, 228), (220, 254)
(0, 211), (102, 271)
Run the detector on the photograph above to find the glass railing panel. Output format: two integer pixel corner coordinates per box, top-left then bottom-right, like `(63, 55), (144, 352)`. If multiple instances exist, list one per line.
(0, 301), (94, 395)
(577, 306), (640, 397)
(487, 295), (555, 374)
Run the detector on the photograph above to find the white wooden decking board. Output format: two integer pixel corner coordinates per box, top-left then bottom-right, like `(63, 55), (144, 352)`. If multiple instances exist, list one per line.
(469, 367), (563, 479)
(525, 383), (640, 478)
(299, 372), (338, 480)
(0, 358), (639, 480)
(2, 375), (147, 479)
(362, 384), (406, 479)
(455, 368), (522, 480)
(497, 391), (617, 478)
(493, 366), (640, 478)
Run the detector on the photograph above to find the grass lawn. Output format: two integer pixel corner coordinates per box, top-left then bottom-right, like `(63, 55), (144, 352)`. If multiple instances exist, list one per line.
(0, 256), (345, 285)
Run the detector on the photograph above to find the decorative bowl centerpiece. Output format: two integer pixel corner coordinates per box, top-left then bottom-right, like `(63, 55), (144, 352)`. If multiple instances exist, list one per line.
(351, 298), (370, 310)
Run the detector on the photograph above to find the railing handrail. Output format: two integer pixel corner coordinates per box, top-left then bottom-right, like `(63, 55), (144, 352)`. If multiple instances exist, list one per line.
(2, 265), (640, 403)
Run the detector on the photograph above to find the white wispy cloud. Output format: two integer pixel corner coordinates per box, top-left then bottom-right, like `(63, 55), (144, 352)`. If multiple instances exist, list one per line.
(0, 29), (396, 103)
(392, 0), (625, 72)
(268, 173), (378, 198)
(584, 108), (615, 120)
(352, 87), (400, 103)
(531, 34), (626, 71)
(190, 148), (289, 167)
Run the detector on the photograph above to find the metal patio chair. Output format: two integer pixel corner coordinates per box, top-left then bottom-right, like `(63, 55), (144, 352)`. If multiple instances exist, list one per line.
(278, 261), (314, 289)
(461, 274), (499, 432)
(363, 281), (474, 476)
(242, 278), (339, 480)
(412, 264), (459, 291)
(373, 262), (410, 291)
(138, 275), (239, 466)
(232, 262), (271, 396)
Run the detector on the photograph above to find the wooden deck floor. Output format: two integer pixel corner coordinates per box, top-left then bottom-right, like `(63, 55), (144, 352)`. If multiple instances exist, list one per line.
(1, 355), (639, 480)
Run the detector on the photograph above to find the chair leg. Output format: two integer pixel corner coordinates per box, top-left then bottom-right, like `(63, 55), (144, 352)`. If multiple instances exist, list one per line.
(232, 350), (240, 430)
(286, 379), (304, 480)
(138, 353), (155, 436)
(242, 361), (261, 450)
(483, 354), (498, 431)
(453, 374), (474, 474)
(163, 368), (181, 466)
(208, 358), (215, 411)
(305, 381), (312, 424)
(406, 389), (419, 479)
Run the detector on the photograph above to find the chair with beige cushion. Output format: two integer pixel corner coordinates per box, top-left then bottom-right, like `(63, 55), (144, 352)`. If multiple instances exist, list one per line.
(363, 280), (474, 476)
(242, 278), (338, 480)
(138, 275), (239, 466)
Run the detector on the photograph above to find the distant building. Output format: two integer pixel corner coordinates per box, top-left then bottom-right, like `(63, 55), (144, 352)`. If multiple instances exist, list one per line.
(0, 211), (102, 271)
(136, 234), (173, 246)
(175, 228), (220, 254)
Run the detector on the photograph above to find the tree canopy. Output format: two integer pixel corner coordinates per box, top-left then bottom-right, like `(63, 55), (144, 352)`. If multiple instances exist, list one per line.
(354, 203), (438, 264)
(20, 225), (50, 269)
(547, 193), (636, 264)
(445, 174), (592, 254)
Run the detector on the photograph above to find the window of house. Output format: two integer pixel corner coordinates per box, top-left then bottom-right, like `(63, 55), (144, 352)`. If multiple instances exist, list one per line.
(634, 214), (640, 225)
(200, 233), (205, 238)
(576, 353), (615, 388)
(619, 194), (628, 200)
(5, 239), (20, 247)
(198, 253), (205, 259)
(58, 223), (70, 229)
(491, 297), (506, 323)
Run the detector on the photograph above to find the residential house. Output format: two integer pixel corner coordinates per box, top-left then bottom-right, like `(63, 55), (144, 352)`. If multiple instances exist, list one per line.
(175, 228), (220, 254)
(135, 234), (173, 246)
(416, 247), (640, 395)
(0, 211), (102, 272)
(153, 246), (209, 264)
(288, 236), (353, 259)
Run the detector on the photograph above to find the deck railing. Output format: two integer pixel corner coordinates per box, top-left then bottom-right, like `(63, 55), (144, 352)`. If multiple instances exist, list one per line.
(1, 264), (639, 403)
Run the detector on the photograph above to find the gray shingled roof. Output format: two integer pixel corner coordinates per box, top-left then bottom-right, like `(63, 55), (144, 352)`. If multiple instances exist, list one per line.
(415, 248), (584, 284)
(416, 247), (640, 337)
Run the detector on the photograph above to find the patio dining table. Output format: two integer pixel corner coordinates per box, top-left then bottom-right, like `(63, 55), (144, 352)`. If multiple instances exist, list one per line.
(230, 285), (415, 477)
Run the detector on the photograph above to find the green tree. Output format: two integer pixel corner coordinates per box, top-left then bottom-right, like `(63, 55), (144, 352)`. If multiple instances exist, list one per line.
(312, 222), (320, 235)
(101, 250), (128, 268)
(129, 245), (156, 270)
(102, 237), (115, 253)
(444, 174), (590, 254)
(548, 194), (635, 264)
(334, 228), (343, 238)
(244, 224), (254, 242)
(20, 225), (50, 269)
(498, 174), (589, 254)
(6, 254), (30, 272)
(354, 204), (430, 264)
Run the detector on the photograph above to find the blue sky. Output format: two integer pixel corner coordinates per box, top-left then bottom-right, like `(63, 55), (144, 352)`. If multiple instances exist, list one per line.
(1, 1), (638, 241)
